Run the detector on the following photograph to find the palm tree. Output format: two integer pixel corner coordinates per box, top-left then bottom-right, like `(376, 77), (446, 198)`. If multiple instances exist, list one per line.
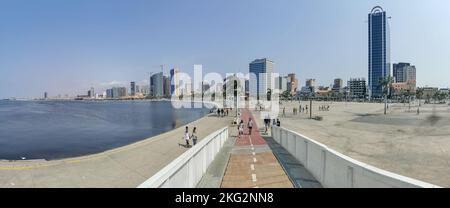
(281, 90), (290, 101)
(379, 76), (393, 115)
(416, 88), (424, 107)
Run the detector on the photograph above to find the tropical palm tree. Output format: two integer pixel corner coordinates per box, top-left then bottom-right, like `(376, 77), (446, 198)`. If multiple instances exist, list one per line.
(379, 76), (393, 115)
(281, 90), (290, 101)
(415, 88), (423, 107)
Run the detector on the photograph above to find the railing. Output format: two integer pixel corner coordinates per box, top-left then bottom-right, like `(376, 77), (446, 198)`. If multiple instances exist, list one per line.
(272, 126), (440, 188)
(138, 127), (229, 188)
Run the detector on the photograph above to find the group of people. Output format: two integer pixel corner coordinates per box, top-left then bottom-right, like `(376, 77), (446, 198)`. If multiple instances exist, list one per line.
(216, 108), (230, 117)
(319, 105), (330, 111)
(282, 105), (309, 117)
(263, 114), (281, 134)
(238, 118), (253, 138)
(183, 126), (198, 148)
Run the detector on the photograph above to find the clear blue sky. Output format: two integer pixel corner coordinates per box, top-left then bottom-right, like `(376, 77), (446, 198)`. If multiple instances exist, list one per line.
(1, 0), (449, 98)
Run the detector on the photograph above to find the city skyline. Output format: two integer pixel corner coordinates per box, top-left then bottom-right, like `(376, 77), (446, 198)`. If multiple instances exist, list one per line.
(1, 0), (450, 99)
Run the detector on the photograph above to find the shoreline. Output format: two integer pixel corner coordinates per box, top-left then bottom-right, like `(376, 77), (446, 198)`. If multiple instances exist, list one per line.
(0, 111), (224, 164)
(0, 113), (232, 187)
(0, 111), (216, 164)
(0, 100), (221, 162)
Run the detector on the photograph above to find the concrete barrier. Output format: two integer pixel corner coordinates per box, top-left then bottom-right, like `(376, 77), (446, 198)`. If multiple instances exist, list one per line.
(272, 126), (440, 188)
(138, 127), (229, 188)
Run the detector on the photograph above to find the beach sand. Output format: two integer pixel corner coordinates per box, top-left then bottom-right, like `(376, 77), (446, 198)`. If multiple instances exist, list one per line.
(264, 100), (450, 187)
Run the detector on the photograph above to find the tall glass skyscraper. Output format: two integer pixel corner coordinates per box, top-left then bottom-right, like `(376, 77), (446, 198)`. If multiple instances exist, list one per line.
(170, 68), (180, 97)
(368, 6), (391, 99)
(249, 58), (274, 100)
(150, 72), (164, 97)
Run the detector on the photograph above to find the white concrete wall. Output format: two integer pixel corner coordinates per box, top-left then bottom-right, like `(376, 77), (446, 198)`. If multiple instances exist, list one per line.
(138, 127), (228, 188)
(272, 126), (440, 188)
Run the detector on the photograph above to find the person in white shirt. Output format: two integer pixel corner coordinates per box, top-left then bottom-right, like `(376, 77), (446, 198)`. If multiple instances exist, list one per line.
(184, 126), (190, 148)
(238, 120), (244, 138)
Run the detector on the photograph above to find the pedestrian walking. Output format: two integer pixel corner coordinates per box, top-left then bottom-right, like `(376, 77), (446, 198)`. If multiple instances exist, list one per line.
(264, 113), (270, 134)
(238, 120), (244, 138)
(184, 126), (190, 148)
(248, 118), (253, 135)
(191, 127), (198, 146)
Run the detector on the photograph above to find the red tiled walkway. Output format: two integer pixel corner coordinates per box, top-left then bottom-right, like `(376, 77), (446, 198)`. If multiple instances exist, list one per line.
(221, 108), (293, 188)
(235, 108), (266, 146)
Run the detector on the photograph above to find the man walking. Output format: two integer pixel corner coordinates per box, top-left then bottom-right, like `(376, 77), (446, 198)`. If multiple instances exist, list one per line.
(191, 127), (198, 146)
(248, 118), (253, 136)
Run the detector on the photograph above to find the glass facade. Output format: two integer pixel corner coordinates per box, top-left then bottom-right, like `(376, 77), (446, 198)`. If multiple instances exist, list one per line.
(249, 58), (274, 100)
(368, 6), (390, 99)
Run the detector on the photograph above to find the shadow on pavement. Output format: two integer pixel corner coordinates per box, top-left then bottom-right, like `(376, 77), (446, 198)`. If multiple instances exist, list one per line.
(261, 134), (323, 188)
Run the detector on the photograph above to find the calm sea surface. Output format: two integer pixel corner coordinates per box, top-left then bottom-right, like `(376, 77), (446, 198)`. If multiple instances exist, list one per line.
(0, 100), (211, 160)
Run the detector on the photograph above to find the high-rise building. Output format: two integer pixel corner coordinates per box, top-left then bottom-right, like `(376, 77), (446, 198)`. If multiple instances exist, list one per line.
(135, 85), (140, 94)
(274, 76), (287, 92)
(87, 87), (94, 98)
(106, 89), (113, 98)
(348, 78), (367, 99)
(392, 63), (417, 95)
(393, 63), (416, 83)
(245, 80), (249, 94)
(150, 72), (164, 97)
(306, 79), (316, 88)
(368, 6), (391, 99)
(130, 82), (136, 96)
(249, 58), (274, 100)
(109, 87), (127, 98)
(170, 68), (180, 97)
(163, 75), (171, 97)
(287, 73), (298, 95)
(44, 92), (48, 99)
(332, 78), (344, 93)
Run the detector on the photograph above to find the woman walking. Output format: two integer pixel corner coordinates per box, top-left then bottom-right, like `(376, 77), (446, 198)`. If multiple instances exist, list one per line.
(238, 120), (244, 138)
(184, 126), (190, 148)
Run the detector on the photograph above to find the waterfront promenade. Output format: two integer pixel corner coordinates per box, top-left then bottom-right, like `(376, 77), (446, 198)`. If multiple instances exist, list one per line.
(0, 114), (232, 188)
(198, 108), (320, 188)
(220, 109), (293, 188)
(277, 101), (450, 187)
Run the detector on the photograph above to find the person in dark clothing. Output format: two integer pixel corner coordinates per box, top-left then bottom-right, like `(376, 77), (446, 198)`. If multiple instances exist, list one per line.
(191, 127), (198, 146)
(248, 118), (253, 135)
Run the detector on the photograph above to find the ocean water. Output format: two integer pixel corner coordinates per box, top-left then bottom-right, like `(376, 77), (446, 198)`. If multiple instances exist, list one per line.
(0, 100), (211, 160)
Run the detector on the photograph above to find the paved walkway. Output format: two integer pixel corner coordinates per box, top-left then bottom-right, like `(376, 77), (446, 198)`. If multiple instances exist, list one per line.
(0, 114), (232, 188)
(220, 109), (293, 188)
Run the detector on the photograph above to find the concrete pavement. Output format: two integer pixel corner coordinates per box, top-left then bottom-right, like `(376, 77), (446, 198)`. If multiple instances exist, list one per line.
(0, 114), (232, 188)
(220, 109), (294, 188)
